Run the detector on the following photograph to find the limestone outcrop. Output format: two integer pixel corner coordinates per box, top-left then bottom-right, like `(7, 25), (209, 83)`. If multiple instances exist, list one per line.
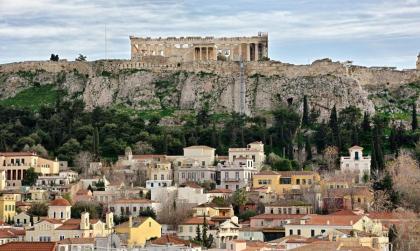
(0, 59), (419, 120)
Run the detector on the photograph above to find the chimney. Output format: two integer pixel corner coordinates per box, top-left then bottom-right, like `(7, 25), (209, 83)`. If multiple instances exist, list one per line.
(80, 211), (90, 230)
(106, 212), (114, 229)
(128, 215), (133, 228)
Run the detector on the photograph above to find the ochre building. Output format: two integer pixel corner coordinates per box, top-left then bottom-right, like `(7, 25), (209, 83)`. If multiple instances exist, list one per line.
(130, 32), (268, 63)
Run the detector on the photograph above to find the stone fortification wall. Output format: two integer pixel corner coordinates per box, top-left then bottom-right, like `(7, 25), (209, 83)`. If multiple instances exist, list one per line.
(1, 58), (419, 89)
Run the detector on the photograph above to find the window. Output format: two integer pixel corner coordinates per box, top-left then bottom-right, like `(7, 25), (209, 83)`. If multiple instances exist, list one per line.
(154, 175), (157, 180)
(302, 179), (306, 185)
(235, 172), (239, 179)
(296, 209), (300, 214)
(179, 226), (183, 232)
(311, 229), (315, 237)
(270, 209), (274, 214)
(161, 174), (164, 180)
(225, 185), (229, 189)
(297, 229), (301, 235)
(225, 172), (229, 178)
(321, 229), (326, 234)
(296, 179), (300, 185)
(288, 208), (292, 214)
(189, 226), (193, 232)
(289, 229), (293, 235)
(280, 177), (291, 184)
(60, 235), (65, 240)
(149, 222), (151, 227)
(236, 185), (239, 189)
(181, 172), (185, 179)
(61, 212), (63, 218)
(202, 161), (205, 166)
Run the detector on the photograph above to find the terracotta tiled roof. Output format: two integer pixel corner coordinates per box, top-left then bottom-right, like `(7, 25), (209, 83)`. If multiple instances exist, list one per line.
(207, 188), (233, 193)
(254, 171), (279, 176)
(180, 181), (202, 189)
(268, 200), (311, 207)
(285, 241), (340, 251)
(323, 186), (372, 198)
(58, 238), (95, 244)
(184, 145), (214, 149)
(50, 198), (71, 206)
(16, 201), (31, 206)
(0, 152), (36, 157)
(0, 242), (57, 251)
(42, 219), (63, 224)
(0, 229), (25, 238)
(329, 210), (358, 215)
(115, 217), (148, 228)
(250, 214), (304, 220)
(151, 234), (199, 247)
(293, 214), (364, 226)
(76, 189), (91, 195)
(278, 171), (317, 177)
(182, 217), (216, 225)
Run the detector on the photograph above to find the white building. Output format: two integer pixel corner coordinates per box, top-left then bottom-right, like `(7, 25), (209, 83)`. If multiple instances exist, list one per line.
(228, 142), (265, 170)
(182, 146), (215, 167)
(340, 146), (371, 182)
(218, 158), (257, 191)
(48, 197), (72, 221)
(108, 198), (161, 216)
(146, 180), (172, 189)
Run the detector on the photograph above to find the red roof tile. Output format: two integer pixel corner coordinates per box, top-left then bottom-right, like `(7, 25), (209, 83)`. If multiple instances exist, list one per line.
(207, 188), (233, 193)
(250, 214), (304, 220)
(0, 242), (57, 251)
(50, 198), (71, 206)
(182, 217), (216, 225)
(58, 238), (95, 244)
(151, 234), (199, 247)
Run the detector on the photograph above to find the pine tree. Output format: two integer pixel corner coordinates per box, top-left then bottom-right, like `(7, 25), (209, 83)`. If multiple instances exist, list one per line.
(202, 213), (208, 247)
(305, 136), (312, 161)
(302, 95), (309, 127)
(412, 102), (418, 131)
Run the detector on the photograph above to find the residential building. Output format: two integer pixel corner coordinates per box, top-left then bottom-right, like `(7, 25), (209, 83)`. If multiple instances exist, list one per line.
(0, 152), (59, 187)
(108, 198), (160, 217)
(73, 189), (93, 203)
(228, 142), (265, 169)
(264, 200), (314, 215)
(146, 180), (172, 189)
(13, 212), (31, 227)
(249, 214), (303, 241)
(193, 202), (234, 219)
(0, 228), (25, 245)
(218, 157), (257, 191)
(340, 146), (371, 182)
(0, 242), (57, 251)
(57, 237), (95, 251)
(182, 146), (216, 167)
(215, 217), (240, 248)
(176, 164), (217, 185)
(207, 188), (233, 201)
(284, 214), (383, 238)
(252, 171), (320, 195)
(114, 216), (161, 247)
(177, 217), (217, 241)
(35, 170), (78, 187)
(148, 161), (173, 181)
(0, 194), (15, 222)
(25, 211), (113, 242)
(147, 234), (202, 251)
(322, 186), (373, 212)
(238, 228), (265, 241)
(177, 184), (211, 205)
(48, 197), (71, 221)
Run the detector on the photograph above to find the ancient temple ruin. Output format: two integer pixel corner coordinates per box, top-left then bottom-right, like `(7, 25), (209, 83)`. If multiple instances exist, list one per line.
(129, 32), (268, 63)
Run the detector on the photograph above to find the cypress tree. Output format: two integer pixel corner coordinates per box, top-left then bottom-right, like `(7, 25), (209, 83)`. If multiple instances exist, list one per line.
(195, 225), (202, 242)
(202, 213), (208, 246)
(302, 95), (309, 127)
(305, 136), (312, 161)
(412, 102), (418, 131)
(361, 112), (371, 132)
(329, 105), (341, 149)
(92, 127), (100, 160)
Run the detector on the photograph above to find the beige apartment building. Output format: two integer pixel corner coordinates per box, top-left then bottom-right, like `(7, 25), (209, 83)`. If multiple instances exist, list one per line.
(130, 33), (268, 63)
(0, 152), (59, 187)
(229, 142), (265, 170)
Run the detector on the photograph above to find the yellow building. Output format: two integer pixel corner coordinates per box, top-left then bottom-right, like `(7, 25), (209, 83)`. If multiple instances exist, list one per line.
(0, 152), (59, 187)
(252, 171), (320, 195)
(115, 216), (161, 247)
(0, 194), (16, 222)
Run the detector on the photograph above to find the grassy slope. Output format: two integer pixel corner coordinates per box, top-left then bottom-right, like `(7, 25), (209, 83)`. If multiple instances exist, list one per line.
(0, 85), (59, 111)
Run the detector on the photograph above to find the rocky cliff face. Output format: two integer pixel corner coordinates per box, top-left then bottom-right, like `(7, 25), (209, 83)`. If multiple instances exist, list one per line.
(0, 59), (419, 121)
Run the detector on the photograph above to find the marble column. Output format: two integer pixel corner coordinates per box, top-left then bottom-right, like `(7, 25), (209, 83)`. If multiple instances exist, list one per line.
(254, 43), (259, 61)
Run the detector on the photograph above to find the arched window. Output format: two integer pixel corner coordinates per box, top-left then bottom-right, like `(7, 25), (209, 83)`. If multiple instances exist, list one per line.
(61, 212), (63, 218)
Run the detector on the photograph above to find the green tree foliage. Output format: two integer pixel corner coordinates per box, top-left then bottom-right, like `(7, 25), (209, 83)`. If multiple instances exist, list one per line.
(272, 106), (300, 159)
(239, 210), (257, 221)
(71, 201), (103, 219)
(139, 207), (157, 219)
(231, 188), (247, 213)
(21, 167), (39, 186)
(27, 202), (48, 217)
(75, 54), (87, 61)
(412, 102), (418, 131)
(302, 95), (310, 127)
(329, 105), (341, 149)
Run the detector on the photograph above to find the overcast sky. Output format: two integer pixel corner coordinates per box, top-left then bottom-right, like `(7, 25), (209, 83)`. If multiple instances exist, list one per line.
(1, 0), (420, 68)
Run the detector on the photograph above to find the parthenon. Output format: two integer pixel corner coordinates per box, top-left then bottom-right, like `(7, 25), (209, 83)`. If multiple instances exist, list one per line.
(129, 32), (268, 63)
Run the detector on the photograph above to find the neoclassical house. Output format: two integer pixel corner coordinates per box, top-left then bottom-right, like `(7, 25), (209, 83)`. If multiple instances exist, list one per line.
(340, 146), (371, 182)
